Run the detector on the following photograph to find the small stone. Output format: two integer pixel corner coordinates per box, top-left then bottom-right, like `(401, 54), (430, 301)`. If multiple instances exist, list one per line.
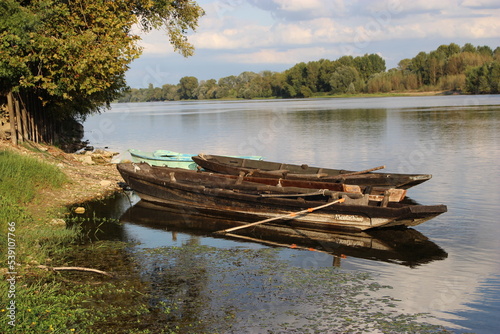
(91, 154), (108, 164)
(50, 218), (66, 226)
(75, 155), (95, 165)
(99, 180), (112, 187)
(74, 207), (85, 214)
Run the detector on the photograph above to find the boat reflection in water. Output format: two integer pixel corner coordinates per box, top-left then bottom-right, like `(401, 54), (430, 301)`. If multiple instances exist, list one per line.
(120, 200), (447, 268)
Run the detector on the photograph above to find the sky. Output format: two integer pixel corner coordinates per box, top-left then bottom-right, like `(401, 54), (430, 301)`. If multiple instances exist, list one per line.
(125, 0), (500, 88)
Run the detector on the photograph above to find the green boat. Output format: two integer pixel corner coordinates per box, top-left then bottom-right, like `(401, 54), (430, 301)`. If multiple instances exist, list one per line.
(128, 149), (262, 169)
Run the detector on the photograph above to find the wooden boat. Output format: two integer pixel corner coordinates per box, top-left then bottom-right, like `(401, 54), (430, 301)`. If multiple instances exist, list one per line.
(117, 163), (447, 231)
(129, 149), (262, 169)
(192, 154), (432, 189)
(120, 201), (448, 267)
(209, 170), (408, 202)
(129, 149), (198, 169)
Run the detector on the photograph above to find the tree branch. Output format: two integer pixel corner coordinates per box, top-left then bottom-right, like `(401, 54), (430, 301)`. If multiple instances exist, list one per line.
(37, 265), (113, 277)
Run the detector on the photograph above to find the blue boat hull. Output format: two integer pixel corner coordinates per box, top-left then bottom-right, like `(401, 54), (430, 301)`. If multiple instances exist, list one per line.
(128, 149), (262, 169)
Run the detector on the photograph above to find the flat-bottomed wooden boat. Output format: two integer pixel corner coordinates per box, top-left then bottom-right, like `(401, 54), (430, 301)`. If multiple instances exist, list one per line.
(192, 154), (432, 189)
(117, 163), (446, 232)
(129, 149), (262, 169)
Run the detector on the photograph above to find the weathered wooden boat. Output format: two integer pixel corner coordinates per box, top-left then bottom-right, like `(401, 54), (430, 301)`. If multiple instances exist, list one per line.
(117, 163), (446, 231)
(192, 154), (432, 189)
(120, 201), (448, 267)
(211, 171), (408, 202)
(129, 149), (262, 169)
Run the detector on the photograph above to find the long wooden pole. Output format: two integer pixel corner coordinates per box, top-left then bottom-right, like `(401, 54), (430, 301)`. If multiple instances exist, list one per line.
(6, 92), (17, 145)
(337, 165), (385, 177)
(14, 96), (23, 143)
(215, 198), (345, 234)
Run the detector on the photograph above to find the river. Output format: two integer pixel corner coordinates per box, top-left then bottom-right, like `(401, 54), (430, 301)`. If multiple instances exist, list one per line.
(83, 95), (500, 333)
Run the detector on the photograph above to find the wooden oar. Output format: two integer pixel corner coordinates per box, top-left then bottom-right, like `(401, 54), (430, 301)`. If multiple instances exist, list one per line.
(214, 198), (345, 234)
(336, 165), (385, 177)
(259, 189), (339, 198)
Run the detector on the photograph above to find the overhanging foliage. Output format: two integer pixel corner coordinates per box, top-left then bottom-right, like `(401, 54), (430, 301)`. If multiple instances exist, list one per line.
(0, 0), (204, 119)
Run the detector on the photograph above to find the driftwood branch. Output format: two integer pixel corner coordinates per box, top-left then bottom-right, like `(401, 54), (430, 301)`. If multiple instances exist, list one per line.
(37, 265), (113, 277)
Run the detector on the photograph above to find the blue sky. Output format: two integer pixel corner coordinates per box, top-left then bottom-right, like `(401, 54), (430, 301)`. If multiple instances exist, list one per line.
(125, 0), (500, 88)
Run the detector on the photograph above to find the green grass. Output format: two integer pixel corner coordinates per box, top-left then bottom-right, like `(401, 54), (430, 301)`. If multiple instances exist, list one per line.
(0, 149), (67, 204)
(0, 149), (86, 333)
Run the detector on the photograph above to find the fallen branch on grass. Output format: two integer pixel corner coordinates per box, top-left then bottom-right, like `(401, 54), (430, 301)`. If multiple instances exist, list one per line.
(37, 265), (113, 277)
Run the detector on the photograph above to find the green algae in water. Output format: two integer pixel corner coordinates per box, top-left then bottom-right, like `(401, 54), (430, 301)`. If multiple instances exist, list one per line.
(134, 243), (454, 334)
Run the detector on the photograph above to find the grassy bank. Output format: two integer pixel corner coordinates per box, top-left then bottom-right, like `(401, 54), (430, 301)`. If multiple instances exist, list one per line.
(0, 148), (152, 333)
(0, 149), (83, 332)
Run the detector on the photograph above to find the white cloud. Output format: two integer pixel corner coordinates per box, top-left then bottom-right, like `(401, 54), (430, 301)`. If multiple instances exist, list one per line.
(189, 0), (500, 53)
(273, 0), (326, 12)
(382, 15), (500, 41)
(134, 28), (177, 56)
(461, 0), (500, 8)
(217, 46), (343, 65)
(249, 0), (350, 20)
(190, 24), (273, 49)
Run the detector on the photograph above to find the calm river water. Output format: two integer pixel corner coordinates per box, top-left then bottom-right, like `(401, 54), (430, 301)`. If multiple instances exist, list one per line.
(83, 95), (500, 333)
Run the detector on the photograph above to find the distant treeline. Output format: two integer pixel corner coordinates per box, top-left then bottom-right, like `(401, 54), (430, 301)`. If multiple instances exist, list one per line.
(118, 43), (500, 102)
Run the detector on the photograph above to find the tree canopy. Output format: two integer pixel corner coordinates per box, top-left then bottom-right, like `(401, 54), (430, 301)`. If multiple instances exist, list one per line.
(0, 0), (204, 119)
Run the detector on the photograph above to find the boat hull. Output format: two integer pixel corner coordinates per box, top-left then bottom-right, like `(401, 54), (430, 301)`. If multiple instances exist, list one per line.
(192, 154), (432, 189)
(129, 149), (198, 169)
(117, 163), (446, 232)
(129, 149), (262, 169)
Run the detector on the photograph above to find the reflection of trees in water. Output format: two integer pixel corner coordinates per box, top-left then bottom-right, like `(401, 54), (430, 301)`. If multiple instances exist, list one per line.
(396, 106), (500, 144)
(292, 108), (388, 138)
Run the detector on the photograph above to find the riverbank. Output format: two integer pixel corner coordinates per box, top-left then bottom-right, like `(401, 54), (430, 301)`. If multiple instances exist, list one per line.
(0, 140), (122, 211)
(0, 140), (150, 333)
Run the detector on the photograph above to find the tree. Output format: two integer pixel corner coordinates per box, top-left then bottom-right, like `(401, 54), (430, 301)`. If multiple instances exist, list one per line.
(217, 75), (238, 98)
(462, 43), (476, 53)
(409, 52), (429, 85)
(477, 45), (493, 57)
(317, 59), (336, 91)
(179, 76), (199, 99)
(196, 79), (218, 99)
(353, 54), (386, 81)
(1, 0), (204, 119)
(162, 84), (181, 101)
(466, 62), (500, 94)
(398, 58), (412, 72)
(330, 66), (361, 94)
(284, 62), (307, 97)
